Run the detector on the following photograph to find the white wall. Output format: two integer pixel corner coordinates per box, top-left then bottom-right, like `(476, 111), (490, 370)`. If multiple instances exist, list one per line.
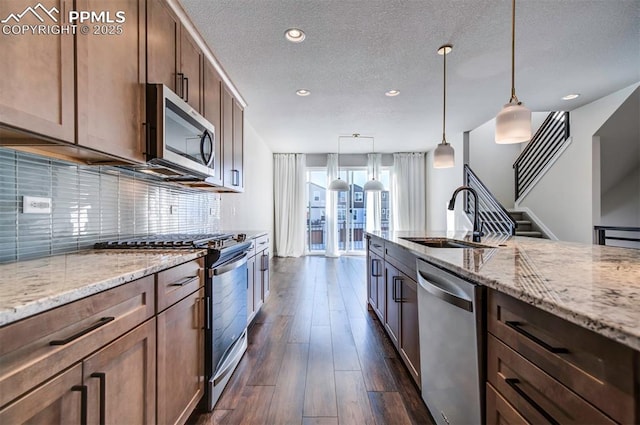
(597, 87), (640, 227)
(518, 82), (639, 243)
(600, 167), (640, 226)
(220, 120), (274, 251)
(468, 113), (548, 208)
(426, 133), (464, 231)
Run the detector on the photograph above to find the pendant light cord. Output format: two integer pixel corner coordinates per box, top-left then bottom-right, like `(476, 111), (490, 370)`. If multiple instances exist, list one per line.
(442, 47), (447, 144)
(510, 0), (518, 103)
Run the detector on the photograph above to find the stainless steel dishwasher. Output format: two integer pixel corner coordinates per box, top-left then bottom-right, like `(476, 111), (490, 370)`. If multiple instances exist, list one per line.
(416, 258), (484, 425)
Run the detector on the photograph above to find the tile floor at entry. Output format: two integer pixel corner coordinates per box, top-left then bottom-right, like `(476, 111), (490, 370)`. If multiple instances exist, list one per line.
(192, 256), (434, 425)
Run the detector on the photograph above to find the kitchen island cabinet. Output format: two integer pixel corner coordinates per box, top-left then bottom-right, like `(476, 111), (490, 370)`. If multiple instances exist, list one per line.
(366, 231), (640, 422)
(365, 235), (421, 387)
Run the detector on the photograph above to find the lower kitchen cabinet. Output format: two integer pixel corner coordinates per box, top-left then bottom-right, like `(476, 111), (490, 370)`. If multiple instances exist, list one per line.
(250, 234), (270, 322)
(157, 288), (204, 425)
(384, 263), (401, 347)
(0, 363), (84, 424)
(247, 253), (256, 322)
(367, 250), (384, 321)
(366, 235), (421, 387)
(385, 263), (421, 385)
(0, 257), (207, 425)
(83, 319), (157, 425)
(486, 288), (637, 424)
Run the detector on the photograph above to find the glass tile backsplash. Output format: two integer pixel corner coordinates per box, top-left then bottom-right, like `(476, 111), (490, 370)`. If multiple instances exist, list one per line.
(0, 147), (222, 263)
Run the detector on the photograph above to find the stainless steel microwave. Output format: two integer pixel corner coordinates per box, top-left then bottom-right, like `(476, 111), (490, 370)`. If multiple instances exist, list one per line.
(145, 84), (218, 184)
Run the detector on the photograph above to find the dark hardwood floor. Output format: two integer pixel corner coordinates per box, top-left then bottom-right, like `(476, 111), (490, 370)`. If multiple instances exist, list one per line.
(193, 256), (434, 425)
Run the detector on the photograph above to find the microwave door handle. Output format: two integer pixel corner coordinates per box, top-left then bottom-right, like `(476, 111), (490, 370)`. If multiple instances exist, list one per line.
(200, 130), (215, 167)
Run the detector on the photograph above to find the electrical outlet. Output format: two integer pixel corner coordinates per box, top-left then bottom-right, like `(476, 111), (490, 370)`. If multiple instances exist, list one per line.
(23, 196), (52, 214)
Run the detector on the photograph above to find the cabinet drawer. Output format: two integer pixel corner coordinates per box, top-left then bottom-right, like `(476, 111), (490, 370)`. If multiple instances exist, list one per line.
(0, 276), (154, 408)
(487, 290), (635, 423)
(486, 382), (530, 425)
(156, 259), (204, 312)
(488, 334), (616, 425)
(254, 235), (269, 253)
(368, 236), (385, 257)
(384, 242), (416, 279)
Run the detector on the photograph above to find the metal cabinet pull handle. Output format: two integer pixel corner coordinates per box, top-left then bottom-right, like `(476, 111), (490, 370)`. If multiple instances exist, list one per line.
(50, 317), (114, 345)
(205, 296), (211, 330)
(184, 76), (189, 102)
(170, 275), (199, 287)
(71, 385), (88, 425)
(372, 243), (382, 249)
(90, 373), (106, 425)
(505, 378), (559, 425)
(505, 321), (569, 354)
(392, 276), (404, 302)
(232, 169), (240, 186)
(176, 73), (184, 98)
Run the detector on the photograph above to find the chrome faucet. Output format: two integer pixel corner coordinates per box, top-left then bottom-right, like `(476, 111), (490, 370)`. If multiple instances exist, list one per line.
(447, 186), (484, 243)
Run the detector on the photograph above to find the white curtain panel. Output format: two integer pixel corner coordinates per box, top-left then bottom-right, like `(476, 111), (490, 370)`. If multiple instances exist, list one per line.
(325, 153), (340, 257)
(274, 153), (307, 257)
(392, 153), (427, 231)
(366, 153), (382, 232)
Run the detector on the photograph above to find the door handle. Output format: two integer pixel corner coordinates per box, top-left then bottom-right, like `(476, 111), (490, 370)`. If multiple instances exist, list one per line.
(200, 130), (214, 167)
(71, 385), (88, 425)
(90, 372), (106, 425)
(393, 276), (404, 302)
(232, 169), (240, 186)
(505, 321), (569, 354)
(50, 317), (114, 345)
(417, 271), (473, 312)
(176, 73), (184, 98)
(505, 378), (559, 425)
(183, 76), (189, 102)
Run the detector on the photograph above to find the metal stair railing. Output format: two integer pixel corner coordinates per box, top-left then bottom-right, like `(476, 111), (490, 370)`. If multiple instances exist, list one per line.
(513, 111), (570, 200)
(464, 165), (517, 236)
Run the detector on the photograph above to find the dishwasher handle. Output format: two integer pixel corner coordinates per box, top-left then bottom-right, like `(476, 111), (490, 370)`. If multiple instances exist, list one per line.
(418, 270), (473, 312)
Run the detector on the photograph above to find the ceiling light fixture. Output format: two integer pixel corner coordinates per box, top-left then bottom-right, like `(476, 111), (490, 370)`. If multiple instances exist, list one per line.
(562, 93), (580, 100)
(495, 0), (531, 144)
(433, 44), (454, 169)
(285, 28), (306, 43)
(328, 135), (349, 192)
(385, 90), (400, 97)
(296, 89), (311, 96)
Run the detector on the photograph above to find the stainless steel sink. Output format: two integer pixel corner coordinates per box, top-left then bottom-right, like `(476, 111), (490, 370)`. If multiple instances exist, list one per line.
(400, 237), (492, 249)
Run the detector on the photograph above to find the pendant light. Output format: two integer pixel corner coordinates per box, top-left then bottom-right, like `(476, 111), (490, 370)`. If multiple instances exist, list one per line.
(328, 136), (349, 191)
(363, 135), (384, 192)
(433, 44), (454, 169)
(495, 0), (531, 144)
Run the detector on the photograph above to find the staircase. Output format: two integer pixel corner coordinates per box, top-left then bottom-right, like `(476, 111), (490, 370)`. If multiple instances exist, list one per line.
(507, 210), (544, 238)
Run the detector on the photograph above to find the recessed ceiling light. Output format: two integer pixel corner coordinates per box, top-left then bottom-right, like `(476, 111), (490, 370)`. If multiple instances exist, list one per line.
(285, 28), (306, 43)
(385, 90), (400, 97)
(296, 89), (311, 96)
(562, 93), (580, 100)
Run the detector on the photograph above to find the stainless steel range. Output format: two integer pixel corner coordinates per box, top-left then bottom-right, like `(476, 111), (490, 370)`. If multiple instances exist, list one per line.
(96, 233), (252, 411)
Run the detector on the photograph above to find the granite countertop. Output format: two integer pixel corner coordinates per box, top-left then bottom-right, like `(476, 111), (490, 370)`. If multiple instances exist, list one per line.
(368, 231), (640, 351)
(0, 249), (206, 327)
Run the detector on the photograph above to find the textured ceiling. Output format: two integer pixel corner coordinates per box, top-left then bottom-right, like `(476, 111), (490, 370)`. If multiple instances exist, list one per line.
(180, 0), (640, 154)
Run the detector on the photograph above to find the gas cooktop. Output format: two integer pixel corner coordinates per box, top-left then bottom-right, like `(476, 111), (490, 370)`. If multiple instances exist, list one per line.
(94, 233), (236, 250)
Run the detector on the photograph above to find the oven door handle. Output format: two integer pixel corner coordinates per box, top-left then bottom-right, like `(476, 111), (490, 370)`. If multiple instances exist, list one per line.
(213, 253), (248, 275)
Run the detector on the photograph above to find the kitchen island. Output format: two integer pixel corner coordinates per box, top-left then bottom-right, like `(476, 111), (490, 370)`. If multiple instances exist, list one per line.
(366, 231), (640, 424)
